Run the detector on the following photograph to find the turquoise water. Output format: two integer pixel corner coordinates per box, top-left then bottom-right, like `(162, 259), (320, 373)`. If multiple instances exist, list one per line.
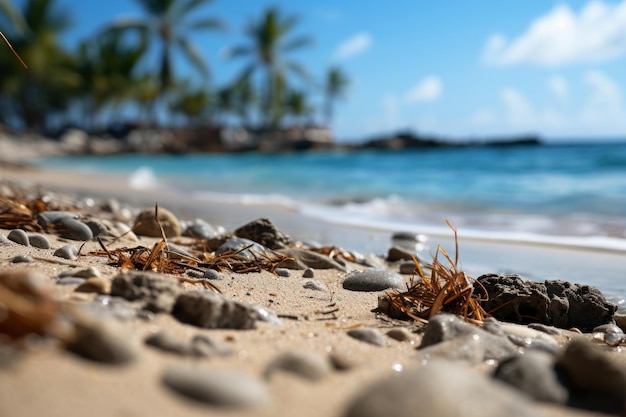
(42, 142), (626, 251)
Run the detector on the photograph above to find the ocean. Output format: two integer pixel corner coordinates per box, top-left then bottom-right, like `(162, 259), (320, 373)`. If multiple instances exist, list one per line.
(40, 141), (626, 305)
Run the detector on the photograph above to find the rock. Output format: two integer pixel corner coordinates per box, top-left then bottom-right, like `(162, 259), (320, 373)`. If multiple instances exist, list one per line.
(303, 280), (327, 292)
(132, 206), (181, 238)
(478, 274), (617, 332)
(343, 362), (537, 417)
(27, 233), (51, 249)
(419, 314), (518, 362)
(190, 334), (232, 357)
(7, 229), (29, 246)
(65, 309), (138, 364)
(162, 366), (269, 408)
(183, 218), (224, 240)
(145, 330), (192, 356)
(234, 217), (292, 249)
(36, 210), (78, 226)
(347, 328), (387, 347)
(592, 324), (626, 346)
(10, 255), (34, 264)
(84, 220), (116, 239)
(0, 234), (10, 245)
(386, 328), (414, 342)
(215, 238), (271, 260)
(557, 338), (626, 413)
(75, 277), (111, 294)
(110, 271), (180, 313)
(387, 246), (416, 262)
(614, 311), (626, 333)
(54, 218), (94, 241)
(302, 268), (315, 278)
(275, 268), (290, 277)
(342, 270), (404, 292)
(494, 350), (568, 403)
(54, 245), (78, 260)
(399, 261), (418, 274)
(172, 291), (261, 329)
(202, 269), (224, 280)
(264, 350), (333, 381)
(278, 248), (347, 271)
(60, 266), (101, 279)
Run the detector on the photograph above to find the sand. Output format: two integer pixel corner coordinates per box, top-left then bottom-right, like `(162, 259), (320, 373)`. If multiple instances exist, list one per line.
(0, 152), (622, 417)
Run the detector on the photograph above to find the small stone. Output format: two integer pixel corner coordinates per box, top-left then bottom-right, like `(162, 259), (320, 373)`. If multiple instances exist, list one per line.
(0, 234), (10, 244)
(54, 218), (94, 241)
(275, 268), (290, 277)
(399, 261), (418, 274)
(264, 350), (332, 381)
(132, 207), (181, 238)
(386, 328), (414, 342)
(234, 217), (292, 249)
(162, 366), (269, 408)
(110, 270), (180, 313)
(190, 334), (232, 357)
(183, 218), (223, 240)
(302, 268), (315, 278)
(7, 229), (29, 246)
(202, 269), (224, 280)
(10, 255), (34, 264)
(342, 270), (404, 292)
(277, 248), (346, 271)
(145, 330), (191, 355)
(172, 291), (260, 329)
(303, 280), (327, 292)
(36, 211), (78, 226)
(347, 328), (387, 347)
(27, 233), (51, 249)
(84, 220), (115, 239)
(54, 245), (78, 260)
(614, 312), (626, 333)
(63, 266), (101, 279)
(387, 246), (416, 262)
(57, 277), (85, 285)
(75, 277), (111, 294)
(215, 238), (271, 260)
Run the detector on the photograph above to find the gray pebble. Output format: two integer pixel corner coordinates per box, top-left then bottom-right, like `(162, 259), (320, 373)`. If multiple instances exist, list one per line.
(54, 217), (94, 241)
(54, 245), (78, 260)
(191, 334), (232, 357)
(264, 350), (332, 381)
(110, 270), (180, 313)
(347, 328), (387, 347)
(303, 280), (327, 292)
(302, 268), (315, 278)
(28, 233), (51, 249)
(67, 266), (101, 279)
(172, 291), (260, 329)
(215, 238), (270, 260)
(57, 277), (86, 285)
(7, 229), (29, 246)
(183, 218), (223, 240)
(0, 234), (10, 244)
(386, 328), (414, 342)
(162, 366), (269, 408)
(342, 270), (405, 292)
(202, 269), (224, 280)
(37, 210), (78, 225)
(10, 255), (34, 264)
(399, 261), (417, 274)
(343, 362), (537, 417)
(145, 330), (191, 356)
(275, 268), (290, 277)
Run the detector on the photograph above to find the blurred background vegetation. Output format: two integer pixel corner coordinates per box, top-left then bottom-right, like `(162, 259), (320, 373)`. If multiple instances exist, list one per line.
(0, 0), (350, 136)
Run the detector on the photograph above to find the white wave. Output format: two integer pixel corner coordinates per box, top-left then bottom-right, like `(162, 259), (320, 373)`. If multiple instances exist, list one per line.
(190, 190), (300, 211)
(128, 166), (158, 190)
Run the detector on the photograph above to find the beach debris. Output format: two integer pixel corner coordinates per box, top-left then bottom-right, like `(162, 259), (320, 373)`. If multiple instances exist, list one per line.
(132, 206), (181, 238)
(0, 271), (60, 340)
(476, 273), (617, 332)
(0, 30), (27, 69)
(380, 221), (488, 323)
(278, 247), (347, 271)
(204, 239), (292, 275)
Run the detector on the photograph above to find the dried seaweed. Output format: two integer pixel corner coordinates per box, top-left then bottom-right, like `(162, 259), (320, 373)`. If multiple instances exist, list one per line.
(200, 244), (293, 275)
(383, 220), (489, 324)
(0, 188), (66, 232)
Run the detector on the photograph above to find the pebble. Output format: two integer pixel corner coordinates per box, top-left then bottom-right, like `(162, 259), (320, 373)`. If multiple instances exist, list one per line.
(215, 238), (271, 260)
(37, 210), (78, 225)
(494, 349), (568, 404)
(398, 261), (417, 274)
(162, 366), (270, 408)
(264, 350), (333, 381)
(27, 233), (51, 249)
(110, 270), (180, 313)
(145, 330), (193, 356)
(343, 362), (536, 417)
(302, 268), (315, 278)
(275, 268), (290, 277)
(387, 246), (416, 262)
(202, 269), (224, 280)
(303, 280), (327, 292)
(54, 245), (78, 260)
(0, 233), (10, 244)
(7, 229), (29, 246)
(57, 277), (86, 285)
(172, 291), (261, 329)
(234, 217), (292, 249)
(386, 328), (414, 342)
(114, 222), (139, 242)
(55, 217), (94, 241)
(75, 277), (111, 294)
(84, 219), (115, 239)
(132, 206), (181, 238)
(346, 328), (387, 347)
(61, 266), (101, 279)
(183, 218), (224, 240)
(342, 270), (405, 292)
(190, 334), (232, 357)
(10, 255), (34, 264)
(278, 248), (347, 271)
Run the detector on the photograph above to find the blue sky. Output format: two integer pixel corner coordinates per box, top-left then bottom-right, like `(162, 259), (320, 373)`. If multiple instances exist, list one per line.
(44, 1), (626, 141)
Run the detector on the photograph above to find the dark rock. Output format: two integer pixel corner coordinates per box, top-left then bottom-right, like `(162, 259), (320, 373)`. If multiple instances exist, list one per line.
(264, 350), (333, 381)
(347, 328), (387, 347)
(387, 246), (416, 262)
(145, 330), (191, 355)
(202, 269), (224, 280)
(302, 268), (315, 278)
(10, 255), (34, 264)
(172, 291), (261, 329)
(84, 220), (116, 239)
(183, 218), (223, 240)
(47, 217), (93, 241)
(478, 274), (617, 332)
(234, 217), (292, 249)
(399, 261), (418, 274)
(27, 233), (51, 249)
(132, 207), (181, 238)
(36, 211), (78, 226)
(303, 280), (327, 292)
(275, 268), (290, 277)
(494, 350), (568, 403)
(343, 270), (405, 292)
(343, 362), (537, 417)
(557, 338), (626, 413)
(162, 366), (269, 408)
(54, 245), (78, 260)
(215, 238), (271, 260)
(110, 271), (180, 313)
(277, 248), (347, 271)
(7, 229), (29, 246)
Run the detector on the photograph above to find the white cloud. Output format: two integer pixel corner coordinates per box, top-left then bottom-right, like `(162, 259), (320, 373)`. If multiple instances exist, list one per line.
(483, 1), (626, 66)
(581, 69), (625, 124)
(548, 75), (569, 102)
(405, 75), (442, 103)
(501, 87), (535, 126)
(333, 33), (372, 60)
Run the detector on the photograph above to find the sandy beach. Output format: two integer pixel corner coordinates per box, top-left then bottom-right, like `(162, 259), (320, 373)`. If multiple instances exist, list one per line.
(2, 143), (626, 417)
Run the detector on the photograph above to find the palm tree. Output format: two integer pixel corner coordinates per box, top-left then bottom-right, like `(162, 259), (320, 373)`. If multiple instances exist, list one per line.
(228, 6), (312, 128)
(107, 0), (226, 111)
(323, 66), (349, 125)
(285, 88), (313, 125)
